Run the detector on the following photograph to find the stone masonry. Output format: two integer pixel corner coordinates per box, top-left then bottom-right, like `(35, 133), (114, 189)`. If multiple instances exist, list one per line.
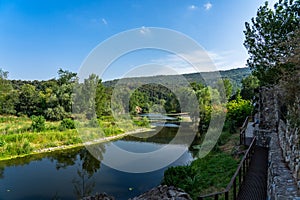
(260, 87), (300, 199)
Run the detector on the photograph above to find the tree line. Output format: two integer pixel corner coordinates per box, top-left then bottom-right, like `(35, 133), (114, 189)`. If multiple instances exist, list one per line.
(0, 67), (256, 136)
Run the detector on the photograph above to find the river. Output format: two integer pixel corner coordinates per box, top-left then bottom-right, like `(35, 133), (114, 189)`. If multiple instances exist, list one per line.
(0, 123), (197, 200)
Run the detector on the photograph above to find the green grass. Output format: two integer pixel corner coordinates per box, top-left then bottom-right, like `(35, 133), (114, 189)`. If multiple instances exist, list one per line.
(0, 115), (149, 160)
(162, 132), (241, 199)
(0, 129), (81, 158)
(162, 152), (239, 199)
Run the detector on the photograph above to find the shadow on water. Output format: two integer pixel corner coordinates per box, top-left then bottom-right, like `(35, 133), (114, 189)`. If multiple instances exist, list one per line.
(122, 122), (196, 145)
(0, 122), (195, 199)
(0, 145), (105, 200)
(72, 145), (104, 199)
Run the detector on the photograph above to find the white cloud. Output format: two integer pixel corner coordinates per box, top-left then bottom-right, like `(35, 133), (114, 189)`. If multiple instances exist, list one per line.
(102, 18), (107, 25)
(151, 50), (246, 74)
(204, 2), (212, 11)
(139, 26), (150, 34)
(151, 50), (216, 74)
(152, 54), (197, 75)
(188, 5), (198, 10)
(207, 50), (248, 70)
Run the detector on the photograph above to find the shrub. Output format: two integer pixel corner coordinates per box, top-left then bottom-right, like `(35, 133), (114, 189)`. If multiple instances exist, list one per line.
(217, 131), (231, 146)
(226, 97), (253, 128)
(44, 106), (68, 121)
(31, 115), (46, 132)
(0, 138), (6, 147)
(162, 165), (194, 187)
(163, 153), (238, 199)
(22, 139), (33, 154)
(87, 118), (99, 128)
(59, 118), (76, 131)
(133, 116), (150, 127)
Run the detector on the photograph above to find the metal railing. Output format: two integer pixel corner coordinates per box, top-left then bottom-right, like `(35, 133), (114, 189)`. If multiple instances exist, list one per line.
(198, 137), (257, 200)
(240, 116), (251, 145)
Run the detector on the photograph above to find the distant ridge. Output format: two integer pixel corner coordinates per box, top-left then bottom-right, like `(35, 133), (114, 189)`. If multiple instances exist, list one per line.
(103, 67), (251, 90)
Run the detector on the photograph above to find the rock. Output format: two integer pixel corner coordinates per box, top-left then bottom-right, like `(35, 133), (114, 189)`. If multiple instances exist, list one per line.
(129, 185), (192, 200)
(83, 193), (115, 200)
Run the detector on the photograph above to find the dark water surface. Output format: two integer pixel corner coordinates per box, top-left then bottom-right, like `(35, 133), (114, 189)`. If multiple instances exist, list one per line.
(0, 125), (195, 200)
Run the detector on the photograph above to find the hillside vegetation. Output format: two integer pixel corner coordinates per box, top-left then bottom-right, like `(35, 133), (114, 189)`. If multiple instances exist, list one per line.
(0, 67), (253, 160)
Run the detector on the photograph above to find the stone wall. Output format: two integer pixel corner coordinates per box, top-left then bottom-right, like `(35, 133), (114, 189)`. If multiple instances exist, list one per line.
(278, 119), (300, 186)
(260, 87), (300, 199)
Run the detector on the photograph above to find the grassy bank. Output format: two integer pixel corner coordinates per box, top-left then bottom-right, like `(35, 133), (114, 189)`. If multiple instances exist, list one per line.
(0, 115), (150, 161)
(162, 132), (241, 199)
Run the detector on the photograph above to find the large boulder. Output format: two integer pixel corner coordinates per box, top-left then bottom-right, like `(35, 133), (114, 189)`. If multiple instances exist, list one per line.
(130, 185), (192, 200)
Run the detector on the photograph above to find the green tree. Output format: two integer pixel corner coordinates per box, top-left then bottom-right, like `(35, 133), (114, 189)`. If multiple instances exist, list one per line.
(196, 87), (214, 133)
(241, 75), (260, 100)
(56, 69), (77, 114)
(95, 79), (109, 117)
(190, 82), (205, 92)
(57, 68), (77, 86)
(216, 78), (232, 100)
(129, 89), (148, 114)
(78, 74), (99, 119)
(31, 115), (46, 132)
(17, 84), (39, 116)
(244, 0), (300, 85)
(226, 92), (253, 129)
(164, 93), (180, 113)
(0, 69), (18, 114)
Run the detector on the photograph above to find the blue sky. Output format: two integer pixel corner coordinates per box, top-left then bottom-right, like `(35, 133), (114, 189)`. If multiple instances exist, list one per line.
(0, 0), (277, 81)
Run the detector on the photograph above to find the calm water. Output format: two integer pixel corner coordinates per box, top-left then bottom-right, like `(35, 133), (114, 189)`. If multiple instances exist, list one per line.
(0, 124), (196, 200)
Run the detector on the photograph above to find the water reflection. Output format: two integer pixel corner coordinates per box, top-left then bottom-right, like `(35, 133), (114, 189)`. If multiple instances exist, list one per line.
(72, 145), (105, 198)
(0, 125), (196, 199)
(122, 122), (194, 145)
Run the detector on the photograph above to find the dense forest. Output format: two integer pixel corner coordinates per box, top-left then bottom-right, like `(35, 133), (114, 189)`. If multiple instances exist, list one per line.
(0, 67), (254, 135)
(103, 67), (251, 91)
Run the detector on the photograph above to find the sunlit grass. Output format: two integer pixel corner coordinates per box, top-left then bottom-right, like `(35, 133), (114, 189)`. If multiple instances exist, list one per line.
(163, 131), (241, 199)
(0, 115), (148, 160)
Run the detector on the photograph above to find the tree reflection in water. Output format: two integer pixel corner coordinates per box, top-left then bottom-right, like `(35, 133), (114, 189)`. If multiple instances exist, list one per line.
(72, 143), (105, 199)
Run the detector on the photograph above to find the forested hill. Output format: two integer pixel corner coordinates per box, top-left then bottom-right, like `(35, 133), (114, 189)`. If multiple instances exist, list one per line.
(103, 67), (251, 90)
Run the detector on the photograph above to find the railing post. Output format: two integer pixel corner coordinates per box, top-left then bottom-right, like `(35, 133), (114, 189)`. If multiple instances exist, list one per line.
(198, 137), (257, 200)
(225, 191), (229, 200)
(243, 161), (246, 180)
(240, 132), (242, 145)
(233, 178), (237, 200)
(239, 169), (242, 187)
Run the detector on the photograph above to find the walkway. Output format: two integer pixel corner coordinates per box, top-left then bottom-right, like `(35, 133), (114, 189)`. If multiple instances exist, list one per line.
(237, 145), (268, 200)
(244, 122), (255, 146)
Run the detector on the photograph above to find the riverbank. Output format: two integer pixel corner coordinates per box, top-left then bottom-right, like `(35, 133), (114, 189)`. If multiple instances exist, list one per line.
(0, 115), (152, 161)
(35, 127), (152, 154)
(0, 127), (152, 161)
(162, 131), (241, 199)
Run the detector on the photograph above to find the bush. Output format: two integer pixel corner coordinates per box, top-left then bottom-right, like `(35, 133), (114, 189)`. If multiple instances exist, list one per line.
(0, 138), (6, 147)
(31, 115), (46, 132)
(162, 165), (194, 187)
(87, 118), (99, 128)
(217, 131), (231, 146)
(133, 116), (150, 127)
(44, 106), (68, 121)
(163, 153), (238, 199)
(226, 97), (253, 128)
(22, 139), (33, 154)
(59, 118), (76, 131)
